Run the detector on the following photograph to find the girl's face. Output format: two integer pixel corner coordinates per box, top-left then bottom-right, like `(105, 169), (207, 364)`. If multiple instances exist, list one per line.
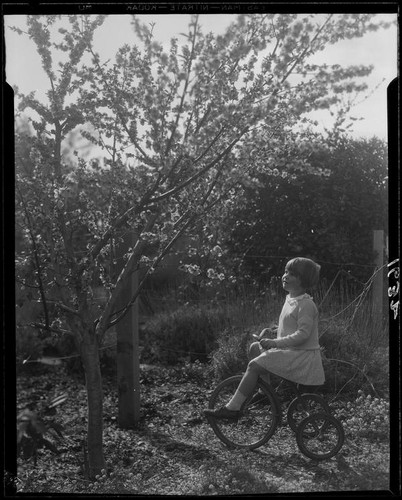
(282, 268), (304, 296)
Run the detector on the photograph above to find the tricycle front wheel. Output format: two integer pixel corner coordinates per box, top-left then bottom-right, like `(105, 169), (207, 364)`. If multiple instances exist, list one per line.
(207, 375), (280, 450)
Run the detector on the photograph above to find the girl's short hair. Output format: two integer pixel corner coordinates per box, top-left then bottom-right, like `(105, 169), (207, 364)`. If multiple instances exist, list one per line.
(286, 257), (321, 289)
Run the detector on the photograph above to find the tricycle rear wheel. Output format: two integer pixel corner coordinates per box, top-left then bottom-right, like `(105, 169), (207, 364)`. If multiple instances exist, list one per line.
(287, 394), (330, 432)
(296, 412), (345, 460)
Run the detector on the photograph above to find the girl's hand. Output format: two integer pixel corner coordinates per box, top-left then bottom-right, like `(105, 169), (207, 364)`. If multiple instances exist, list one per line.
(253, 327), (277, 341)
(253, 328), (269, 340)
(260, 339), (276, 349)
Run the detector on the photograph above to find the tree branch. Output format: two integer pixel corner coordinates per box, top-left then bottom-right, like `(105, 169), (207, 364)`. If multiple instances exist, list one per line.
(94, 211), (159, 337)
(280, 14), (334, 85)
(254, 14), (334, 108)
(164, 16), (199, 157)
(108, 161), (239, 330)
(16, 185), (50, 331)
(148, 125), (247, 205)
(86, 205), (138, 265)
(107, 210), (198, 329)
(32, 299), (81, 317)
(87, 46), (157, 169)
(30, 322), (74, 336)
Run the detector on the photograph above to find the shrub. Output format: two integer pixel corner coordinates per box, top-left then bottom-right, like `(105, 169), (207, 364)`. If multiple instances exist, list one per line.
(319, 306), (389, 395)
(209, 327), (253, 381)
(140, 304), (229, 365)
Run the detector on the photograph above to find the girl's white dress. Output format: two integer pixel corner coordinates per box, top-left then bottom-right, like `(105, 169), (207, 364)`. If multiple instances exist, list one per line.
(254, 293), (325, 386)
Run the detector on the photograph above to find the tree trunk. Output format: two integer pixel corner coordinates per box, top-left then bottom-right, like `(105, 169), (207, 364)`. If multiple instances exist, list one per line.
(80, 337), (106, 478)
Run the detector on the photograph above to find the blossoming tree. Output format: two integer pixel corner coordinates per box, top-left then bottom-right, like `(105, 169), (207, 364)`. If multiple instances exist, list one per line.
(14, 13), (392, 476)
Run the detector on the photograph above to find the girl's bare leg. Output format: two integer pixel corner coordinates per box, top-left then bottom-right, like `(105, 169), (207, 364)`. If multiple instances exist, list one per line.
(226, 360), (269, 411)
(204, 344), (272, 418)
(249, 342), (271, 385)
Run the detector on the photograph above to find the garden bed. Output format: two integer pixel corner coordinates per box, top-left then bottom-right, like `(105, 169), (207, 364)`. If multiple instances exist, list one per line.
(14, 364), (391, 495)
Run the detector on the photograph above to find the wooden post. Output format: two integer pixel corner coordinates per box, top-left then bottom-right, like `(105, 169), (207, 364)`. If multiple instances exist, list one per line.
(372, 230), (384, 317)
(116, 231), (141, 428)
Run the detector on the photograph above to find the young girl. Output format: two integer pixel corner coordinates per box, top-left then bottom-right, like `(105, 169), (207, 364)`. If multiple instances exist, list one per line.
(204, 257), (325, 420)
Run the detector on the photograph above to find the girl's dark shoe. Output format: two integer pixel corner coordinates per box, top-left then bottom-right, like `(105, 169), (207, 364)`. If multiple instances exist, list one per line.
(204, 406), (240, 421)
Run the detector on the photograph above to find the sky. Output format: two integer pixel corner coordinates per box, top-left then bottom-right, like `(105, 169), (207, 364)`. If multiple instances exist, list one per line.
(4, 13), (398, 141)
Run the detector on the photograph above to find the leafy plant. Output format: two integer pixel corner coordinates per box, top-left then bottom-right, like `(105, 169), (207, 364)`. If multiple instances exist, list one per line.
(334, 390), (389, 440)
(17, 393), (68, 465)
